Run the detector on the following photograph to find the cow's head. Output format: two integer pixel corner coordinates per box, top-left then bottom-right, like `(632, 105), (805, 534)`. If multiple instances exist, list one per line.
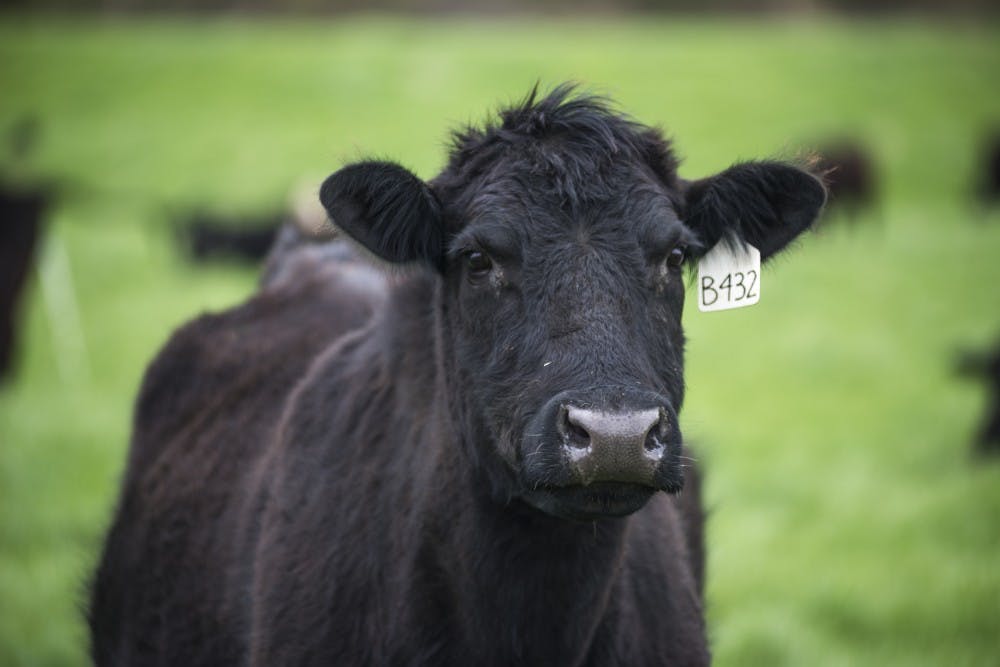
(320, 86), (825, 521)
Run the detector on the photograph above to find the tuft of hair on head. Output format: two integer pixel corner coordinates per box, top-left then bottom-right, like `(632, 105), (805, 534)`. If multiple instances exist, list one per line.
(438, 82), (682, 199)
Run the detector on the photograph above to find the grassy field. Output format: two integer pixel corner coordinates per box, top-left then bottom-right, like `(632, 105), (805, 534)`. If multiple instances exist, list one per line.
(2, 14), (999, 666)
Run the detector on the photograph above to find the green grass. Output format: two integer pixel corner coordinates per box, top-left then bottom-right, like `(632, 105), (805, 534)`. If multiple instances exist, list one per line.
(2, 14), (999, 666)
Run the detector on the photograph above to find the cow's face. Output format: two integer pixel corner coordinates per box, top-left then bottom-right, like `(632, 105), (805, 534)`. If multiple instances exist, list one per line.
(321, 88), (825, 521)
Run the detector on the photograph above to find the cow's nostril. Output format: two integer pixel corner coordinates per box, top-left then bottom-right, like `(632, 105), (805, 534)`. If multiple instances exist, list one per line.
(560, 405), (592, 450)
(644, 407), (670, 454)
(566, 421), (591, 449)
(643, 428), (663, 454)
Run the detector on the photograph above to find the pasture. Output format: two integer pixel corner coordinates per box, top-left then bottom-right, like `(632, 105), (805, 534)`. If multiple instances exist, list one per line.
(1, 14), (999, 666)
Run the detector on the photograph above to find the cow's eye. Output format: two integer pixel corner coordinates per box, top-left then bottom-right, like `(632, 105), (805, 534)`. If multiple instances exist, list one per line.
(466, 250), (493, 275)
(666, 246), (686, 269)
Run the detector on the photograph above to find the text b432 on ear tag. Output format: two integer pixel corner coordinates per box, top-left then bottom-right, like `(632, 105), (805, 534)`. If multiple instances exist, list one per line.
(697, 241), (761, 312)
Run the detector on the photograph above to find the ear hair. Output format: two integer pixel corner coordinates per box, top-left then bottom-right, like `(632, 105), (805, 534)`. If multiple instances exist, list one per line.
(319, 161), (445, 269)
(683, 161), (826, 262)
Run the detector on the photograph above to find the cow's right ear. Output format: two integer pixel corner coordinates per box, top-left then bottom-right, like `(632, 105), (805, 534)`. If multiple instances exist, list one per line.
(319, 161), (445, 269)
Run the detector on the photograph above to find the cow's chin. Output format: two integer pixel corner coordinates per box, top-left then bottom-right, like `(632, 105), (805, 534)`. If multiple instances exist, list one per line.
(522, 483), (658, 521)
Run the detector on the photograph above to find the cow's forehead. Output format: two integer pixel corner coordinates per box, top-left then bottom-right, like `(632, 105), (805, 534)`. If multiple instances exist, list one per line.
(452, 157), (680, 242)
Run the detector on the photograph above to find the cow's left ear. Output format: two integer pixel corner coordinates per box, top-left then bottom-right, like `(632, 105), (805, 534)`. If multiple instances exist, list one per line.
(320, 161), (445, 269)
(682, 161), (826, 262)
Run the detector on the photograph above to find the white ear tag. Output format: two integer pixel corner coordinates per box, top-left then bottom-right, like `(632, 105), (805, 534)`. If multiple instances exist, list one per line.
(697, 241), (761, 312)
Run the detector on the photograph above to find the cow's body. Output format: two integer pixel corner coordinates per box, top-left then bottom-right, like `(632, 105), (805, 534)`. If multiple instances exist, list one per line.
(91, 86), (824, 666)
(89, 248), (381, 664)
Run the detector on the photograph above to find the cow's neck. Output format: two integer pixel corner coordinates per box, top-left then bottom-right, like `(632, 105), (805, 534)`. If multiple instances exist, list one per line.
(398, 452), (633, 665)
(441, 490), (631, 666)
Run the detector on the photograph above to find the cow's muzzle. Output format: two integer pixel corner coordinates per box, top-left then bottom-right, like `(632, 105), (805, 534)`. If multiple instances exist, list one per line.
(519, 389), (684, 520)
(557, 403), (668, 486)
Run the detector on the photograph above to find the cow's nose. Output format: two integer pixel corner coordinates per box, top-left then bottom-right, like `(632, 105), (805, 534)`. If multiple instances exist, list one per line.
(557, 404), (670, 486)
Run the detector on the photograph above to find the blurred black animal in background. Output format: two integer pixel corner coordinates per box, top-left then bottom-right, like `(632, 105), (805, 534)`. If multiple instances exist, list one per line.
(174, 185), (331, 265)
(813, 139), (878, 221)
(975, 130), (1000, 207)
(0, 189), (46, 383)
(957, 340), (1000, 456)
(0, 117), (48, 384)
(176, 211), (281, 264)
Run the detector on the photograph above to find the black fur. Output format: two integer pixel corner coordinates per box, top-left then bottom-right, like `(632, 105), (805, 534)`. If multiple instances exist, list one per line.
(90, 85), (825, 666)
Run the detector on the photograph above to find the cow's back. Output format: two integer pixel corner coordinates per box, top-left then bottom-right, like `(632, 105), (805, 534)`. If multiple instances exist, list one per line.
(89, 240), (383, 666)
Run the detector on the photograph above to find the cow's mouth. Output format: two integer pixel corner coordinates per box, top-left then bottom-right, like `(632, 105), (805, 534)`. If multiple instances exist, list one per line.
(524, 482), (657, 521)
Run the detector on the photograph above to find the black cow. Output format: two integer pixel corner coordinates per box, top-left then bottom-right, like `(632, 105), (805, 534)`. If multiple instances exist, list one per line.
(813, 139), (878, 221)
(176, 211), (281, 264)
(976, 130), (1000, 207)
(0, 185), (46, 383)
(174, 190), (332, 266)
(89, 86), (826, 666)
(957, 340), (1000, 455)
(1, 116), (47, 383)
